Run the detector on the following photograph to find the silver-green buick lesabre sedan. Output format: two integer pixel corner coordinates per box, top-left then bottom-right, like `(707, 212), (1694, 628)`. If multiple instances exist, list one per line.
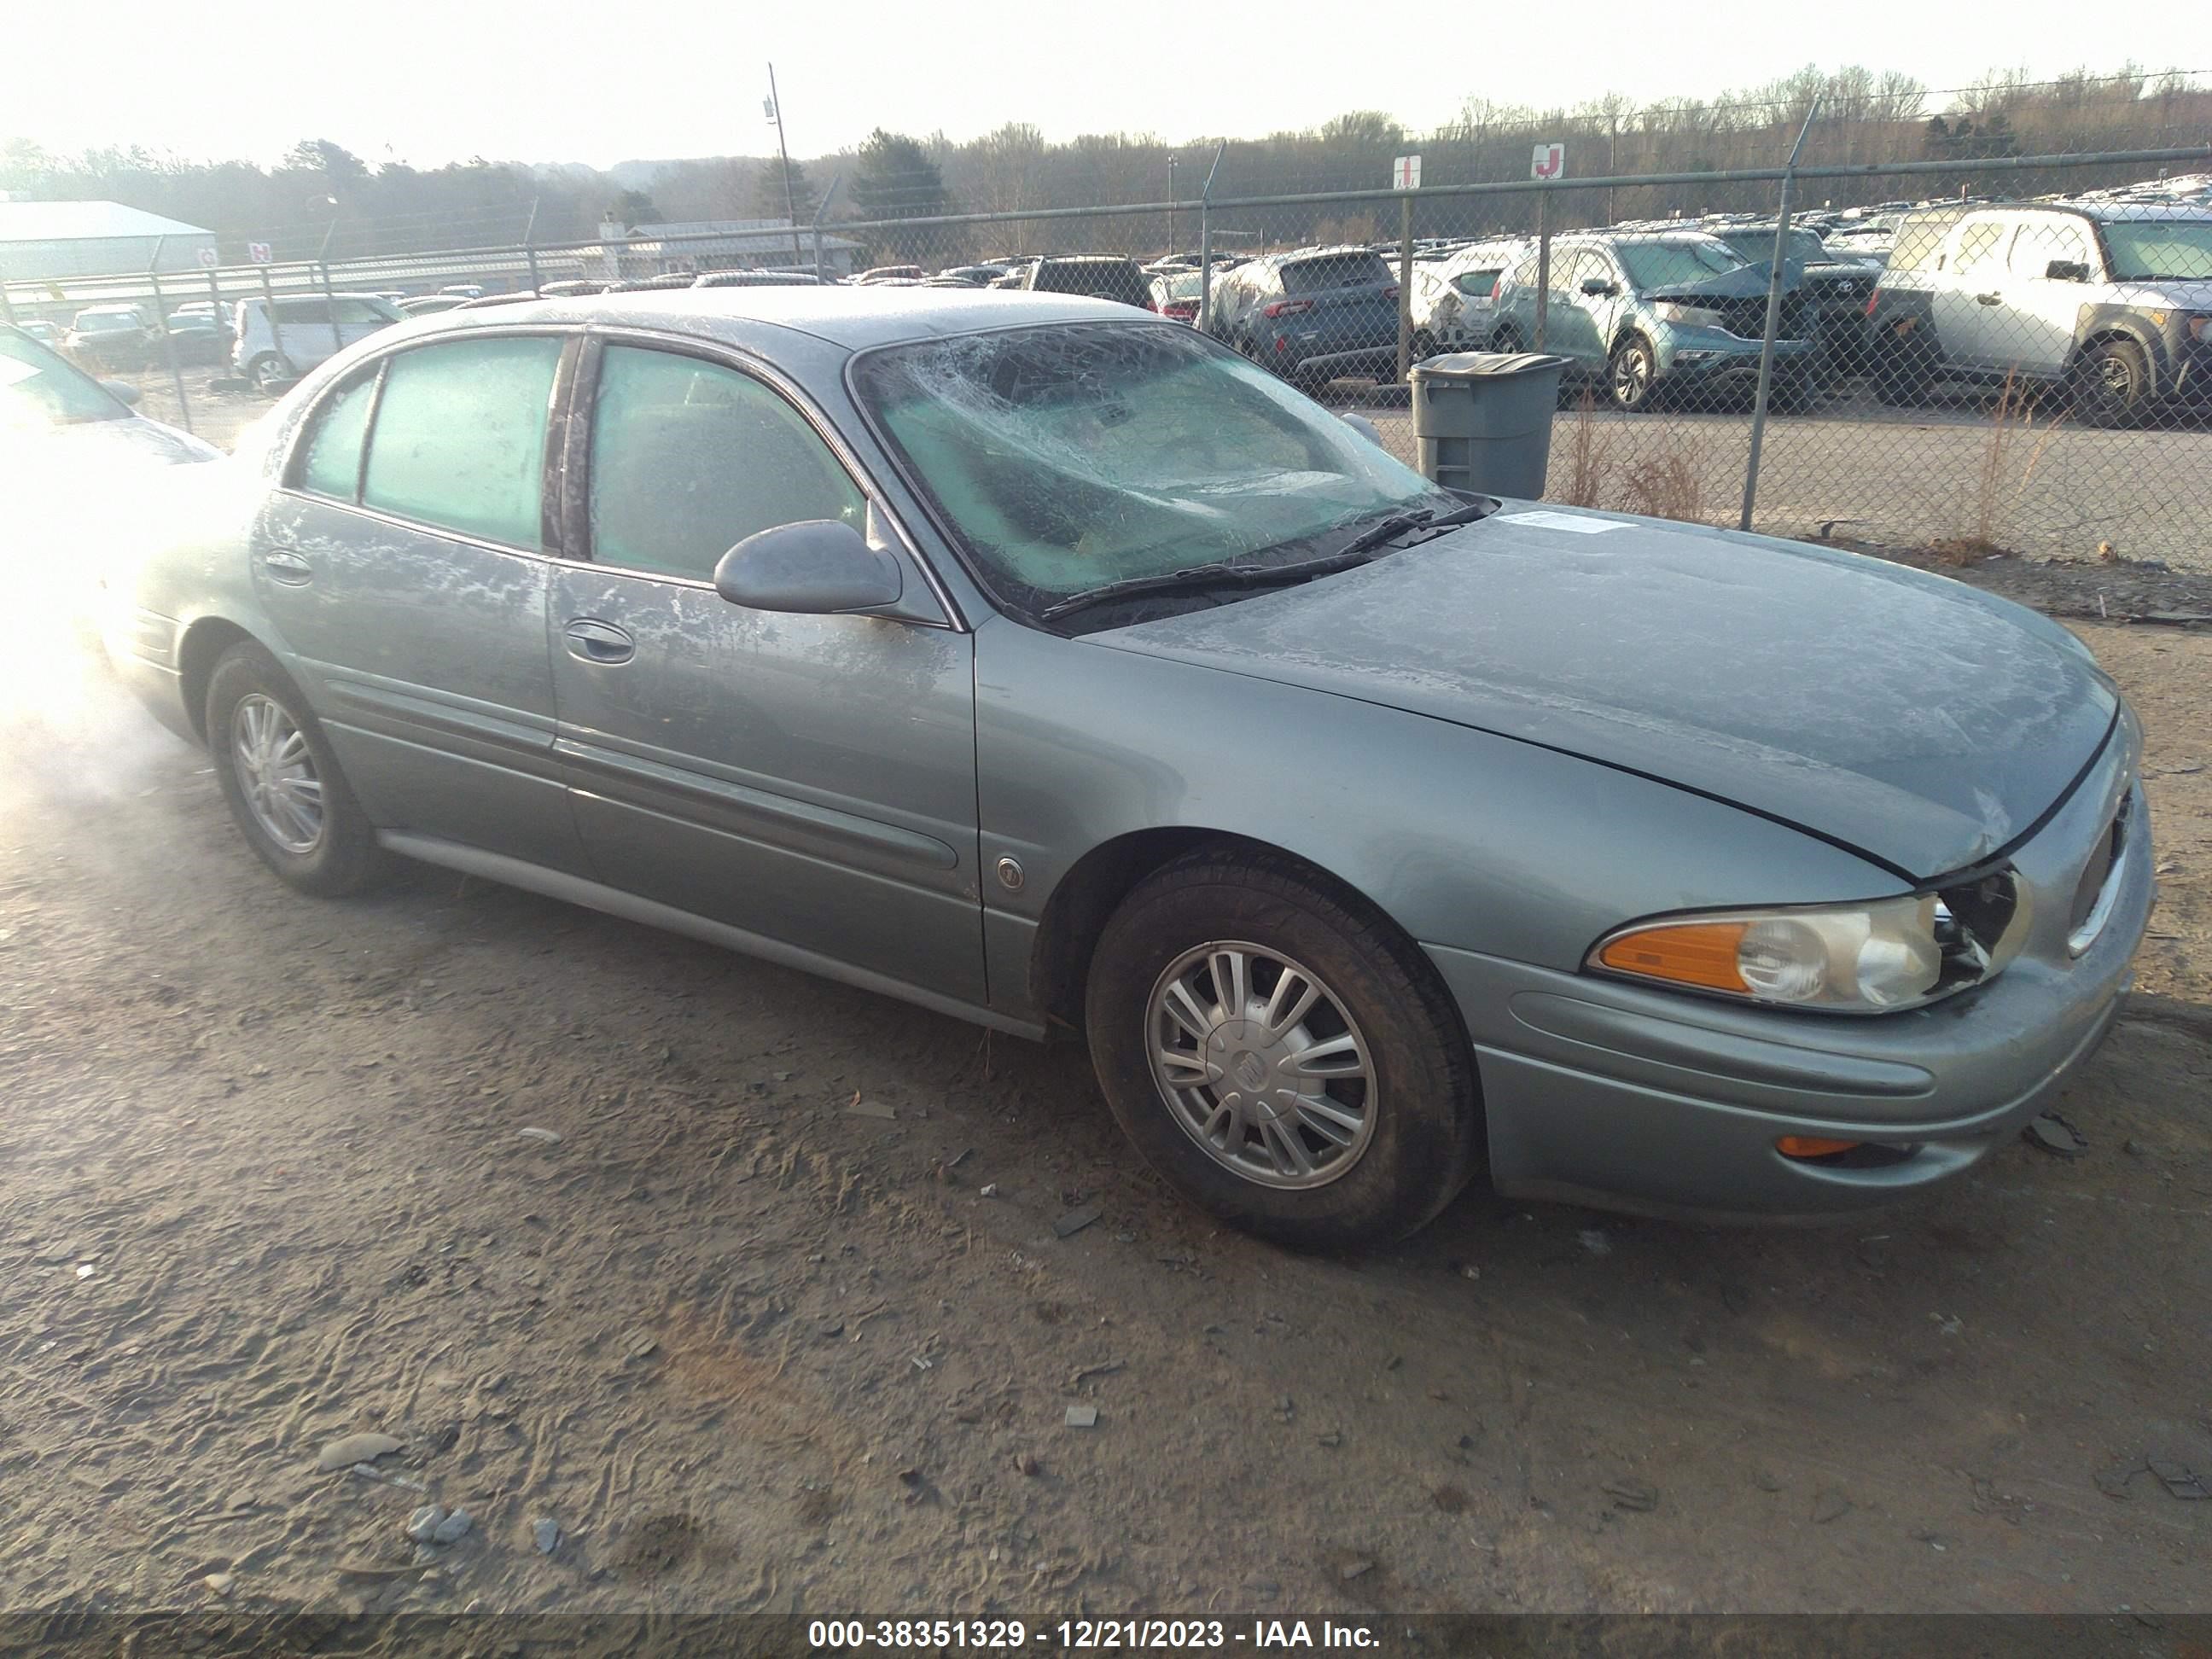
(107, 288), (2151, 1249)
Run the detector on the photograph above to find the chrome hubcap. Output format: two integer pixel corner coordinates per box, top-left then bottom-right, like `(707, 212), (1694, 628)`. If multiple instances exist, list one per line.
(231, 693), (323, 854)
(1147, 941), (1377, 1189)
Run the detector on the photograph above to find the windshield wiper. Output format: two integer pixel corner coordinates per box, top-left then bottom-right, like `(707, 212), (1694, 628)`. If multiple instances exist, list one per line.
(1329, 499), (1488, 562)
(1038, 500), (1489, 626)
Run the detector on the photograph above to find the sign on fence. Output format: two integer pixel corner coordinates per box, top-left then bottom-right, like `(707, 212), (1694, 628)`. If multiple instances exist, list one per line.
(1531, 143), (1566, 180)
(248, 242), (273, 264)
(197, 246), (218, 269)
(1393, 154), (1422, 191)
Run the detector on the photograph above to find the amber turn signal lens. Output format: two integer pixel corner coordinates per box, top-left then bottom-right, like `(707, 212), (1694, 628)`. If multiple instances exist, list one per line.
(1775, 1136), (1861, 1159)
(1595, 922), (1749, 992)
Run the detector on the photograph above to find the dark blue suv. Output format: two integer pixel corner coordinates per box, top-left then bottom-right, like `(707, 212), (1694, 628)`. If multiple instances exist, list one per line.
(1198, 247), (1400, 389)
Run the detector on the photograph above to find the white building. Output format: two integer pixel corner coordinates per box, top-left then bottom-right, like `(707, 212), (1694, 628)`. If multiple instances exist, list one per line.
(0, 200), (220, 281)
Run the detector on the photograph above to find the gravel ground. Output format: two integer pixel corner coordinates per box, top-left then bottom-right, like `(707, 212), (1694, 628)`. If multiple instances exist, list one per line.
(0, 597), (2206, 1625)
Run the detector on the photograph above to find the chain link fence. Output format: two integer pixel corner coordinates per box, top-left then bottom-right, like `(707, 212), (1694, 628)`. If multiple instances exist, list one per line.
(9, 142), (2209, 570)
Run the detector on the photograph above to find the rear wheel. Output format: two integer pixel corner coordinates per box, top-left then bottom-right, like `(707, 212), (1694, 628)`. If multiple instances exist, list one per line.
(207, 643), (384, 896)
(1411, 329), (1440, 363)
(1085, 849), (1482, 1249)
(247, 353), (292, 394)
(1489, 323), (1524, 354)
(2069, 337), (2151, 429)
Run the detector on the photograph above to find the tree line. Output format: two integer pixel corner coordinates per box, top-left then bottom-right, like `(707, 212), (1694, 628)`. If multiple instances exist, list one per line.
(2, 64), (2203, 272)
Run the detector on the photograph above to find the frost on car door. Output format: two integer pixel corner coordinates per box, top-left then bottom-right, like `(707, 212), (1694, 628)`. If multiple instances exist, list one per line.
(548, 342), (985, 1001)
(255, 335), (590, 873)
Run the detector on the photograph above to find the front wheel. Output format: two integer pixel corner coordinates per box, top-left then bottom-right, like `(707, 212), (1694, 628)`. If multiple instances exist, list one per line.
(1609, 334), (1658, 411)
(207, 643), (385, 895)
(1085, 849), (1483, 1249)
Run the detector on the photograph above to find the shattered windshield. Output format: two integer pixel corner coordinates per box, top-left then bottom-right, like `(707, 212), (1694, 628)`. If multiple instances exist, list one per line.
(852, 322), (1448, 614)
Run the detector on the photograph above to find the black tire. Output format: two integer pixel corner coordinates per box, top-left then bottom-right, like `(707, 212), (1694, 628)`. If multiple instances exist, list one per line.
(1608, 333), (1658, 412)
(1411, 329), (1439, 363)
(2069, 336), (2151, 429)
(247, 353), (290, 395)
(1084, 848), (1483, 1250)
(1489, 323), (1524, 354)
(206, 642), (385, 896)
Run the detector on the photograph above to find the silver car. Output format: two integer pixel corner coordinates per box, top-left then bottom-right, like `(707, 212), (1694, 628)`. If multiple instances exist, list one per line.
(108, 289), (2151, 1249)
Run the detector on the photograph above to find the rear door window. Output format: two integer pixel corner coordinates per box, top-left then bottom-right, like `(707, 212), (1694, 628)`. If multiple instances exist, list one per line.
(1948, 219), (2010, 277)
(361, 336), (562, 547)
(291, 367), (379, 500)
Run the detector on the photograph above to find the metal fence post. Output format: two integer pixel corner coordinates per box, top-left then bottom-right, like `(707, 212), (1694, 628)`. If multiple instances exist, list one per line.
(811, 173), (841, 282)
(0, 284), (15, 326)
(1396, 192), (1415, 381)
(1197, 142), (1225, 332)
(1534, 190), (1550, 352)
(259, 261), (284, 381)
(147, 244), (194, 435)
(1739, 98), (1821, 533)
(319, 260), (343, 354)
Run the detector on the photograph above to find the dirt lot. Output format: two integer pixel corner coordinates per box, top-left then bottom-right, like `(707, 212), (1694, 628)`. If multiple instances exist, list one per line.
(1, 597), (2208, 1628)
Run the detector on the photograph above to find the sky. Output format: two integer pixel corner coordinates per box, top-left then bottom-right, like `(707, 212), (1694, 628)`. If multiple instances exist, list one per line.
(6, 0), (2190, 170)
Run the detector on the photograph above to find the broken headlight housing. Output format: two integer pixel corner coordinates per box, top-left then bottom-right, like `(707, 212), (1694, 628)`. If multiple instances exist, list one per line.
(1587, 871), (2029, 1015)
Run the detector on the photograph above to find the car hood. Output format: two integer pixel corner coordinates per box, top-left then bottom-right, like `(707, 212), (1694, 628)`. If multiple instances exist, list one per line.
(1643, 265), (1801, 302)
(1089, 509), (2117, 880)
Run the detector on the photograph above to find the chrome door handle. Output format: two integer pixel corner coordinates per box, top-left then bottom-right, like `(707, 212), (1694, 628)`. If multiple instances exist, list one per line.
(562, 618), (635, 664)
(261, 550), (312, 585)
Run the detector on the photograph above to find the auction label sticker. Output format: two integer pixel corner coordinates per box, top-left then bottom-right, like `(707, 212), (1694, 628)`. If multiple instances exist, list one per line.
(1494, 510), (1628, 533)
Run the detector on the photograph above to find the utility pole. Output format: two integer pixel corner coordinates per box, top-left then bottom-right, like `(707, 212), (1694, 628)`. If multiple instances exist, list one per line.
(767, 63), (804, 266)
(1167, 156), (1179, 258)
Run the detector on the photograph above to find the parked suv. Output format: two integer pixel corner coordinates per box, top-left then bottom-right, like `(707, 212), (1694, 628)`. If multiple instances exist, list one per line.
(231, 294), (403, 393)
(1866, 202), (2212, 425)
(1487, 231), (1819, 411)
(1199, 246), (1400, 389)
(1021, 255), (1153, 311)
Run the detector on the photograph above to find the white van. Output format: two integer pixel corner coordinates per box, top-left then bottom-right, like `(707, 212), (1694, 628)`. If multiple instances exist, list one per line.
(230, 294), (403, 392)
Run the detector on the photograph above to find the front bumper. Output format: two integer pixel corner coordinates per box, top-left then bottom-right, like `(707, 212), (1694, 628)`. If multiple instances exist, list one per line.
(1654, 329), (1815, 384)
(1426, 754), (2152, 1223)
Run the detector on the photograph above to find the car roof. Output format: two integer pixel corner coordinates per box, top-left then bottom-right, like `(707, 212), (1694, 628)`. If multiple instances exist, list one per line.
(393, 284), (1145, 355)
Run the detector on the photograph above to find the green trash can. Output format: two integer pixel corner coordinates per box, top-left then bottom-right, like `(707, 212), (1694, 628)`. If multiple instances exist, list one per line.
(1409, 351), (1567, 500)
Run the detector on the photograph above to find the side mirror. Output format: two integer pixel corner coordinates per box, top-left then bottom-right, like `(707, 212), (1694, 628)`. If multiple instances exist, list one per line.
(713, 518), (903, 614)
(100, 379), (143, 406)
(2045, 259), (2089, 282)
(1580, 276), (1615, 296)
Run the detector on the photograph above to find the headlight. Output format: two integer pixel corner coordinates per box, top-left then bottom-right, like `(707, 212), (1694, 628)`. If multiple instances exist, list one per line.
(2186, 314), (2211, 343)
(1652, 301), (1729, 329)
(1587, 883), (2025, 1013)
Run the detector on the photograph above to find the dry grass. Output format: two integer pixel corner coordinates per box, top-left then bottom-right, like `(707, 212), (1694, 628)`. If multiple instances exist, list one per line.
(1930, 370), (2066, 562)
(1618, 428), (1716, 522)
(1552, 390), (1612, 509)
